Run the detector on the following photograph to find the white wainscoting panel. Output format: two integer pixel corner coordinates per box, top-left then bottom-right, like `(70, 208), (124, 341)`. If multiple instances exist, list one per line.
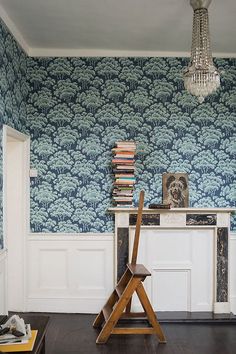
(27, 233), (114, 313)
(152, 269), (191, 311)
(230, 233), (236, 314)
(39, 249), (68, 291)
(0, 250), (7, 315)
(130, 228), (214, 312)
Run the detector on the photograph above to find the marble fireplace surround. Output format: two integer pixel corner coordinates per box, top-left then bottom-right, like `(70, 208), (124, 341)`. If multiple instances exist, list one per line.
(109, 207), (235, 314)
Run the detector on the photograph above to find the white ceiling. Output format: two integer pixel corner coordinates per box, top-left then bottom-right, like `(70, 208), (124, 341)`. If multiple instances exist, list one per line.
(0, 0), (236, 57)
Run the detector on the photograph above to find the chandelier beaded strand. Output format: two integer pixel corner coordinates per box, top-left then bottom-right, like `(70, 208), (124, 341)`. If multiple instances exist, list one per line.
(184, 0), (220, 103)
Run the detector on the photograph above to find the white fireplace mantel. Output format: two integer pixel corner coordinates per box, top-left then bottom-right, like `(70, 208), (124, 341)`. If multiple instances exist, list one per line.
(109, 207), (235, 212)
(109, 207), (236, 314)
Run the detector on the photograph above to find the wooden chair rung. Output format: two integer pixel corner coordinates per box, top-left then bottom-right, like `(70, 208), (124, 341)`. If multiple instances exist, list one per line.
(120, 312), (147, 319)
(112, 327), (156, 335)
(102, 303), (113, 321)
(115, 283), (125, 298)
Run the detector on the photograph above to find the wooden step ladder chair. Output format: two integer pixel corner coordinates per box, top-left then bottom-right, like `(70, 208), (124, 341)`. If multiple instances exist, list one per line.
(93, 190), (166, 344)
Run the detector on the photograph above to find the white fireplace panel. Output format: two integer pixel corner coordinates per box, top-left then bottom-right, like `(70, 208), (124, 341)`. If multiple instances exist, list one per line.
(136, 229), (192, 265)
(191, 230), (214, 311)
(160, 212), (186, 227)
(130, 228), (214, 312)
(152, 269), (190, 311)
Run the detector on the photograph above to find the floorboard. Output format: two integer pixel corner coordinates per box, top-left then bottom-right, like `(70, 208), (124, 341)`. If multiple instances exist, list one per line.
(25, 313), (236, 354)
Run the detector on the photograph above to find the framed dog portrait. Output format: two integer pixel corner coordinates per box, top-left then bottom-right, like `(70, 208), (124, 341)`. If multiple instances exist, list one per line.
(162, 173), (189, 208)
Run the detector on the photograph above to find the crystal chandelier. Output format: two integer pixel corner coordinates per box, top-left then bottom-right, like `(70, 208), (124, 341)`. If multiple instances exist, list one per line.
(184, 0), (220, 103)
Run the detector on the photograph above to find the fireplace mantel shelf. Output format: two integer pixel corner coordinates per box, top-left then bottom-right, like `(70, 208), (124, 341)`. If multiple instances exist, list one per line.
(109, 207), (235, 214)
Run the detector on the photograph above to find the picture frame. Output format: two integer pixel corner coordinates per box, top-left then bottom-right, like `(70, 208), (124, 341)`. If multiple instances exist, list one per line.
(162, 172), (189, 208)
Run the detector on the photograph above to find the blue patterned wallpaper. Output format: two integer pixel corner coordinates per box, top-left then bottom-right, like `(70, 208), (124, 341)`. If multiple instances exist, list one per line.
(26, 57), (236, 233)
(0, 20), (27, 248)
(0, 19), (235, 246)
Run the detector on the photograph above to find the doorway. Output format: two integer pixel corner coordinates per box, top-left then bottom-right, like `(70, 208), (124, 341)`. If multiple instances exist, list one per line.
(2, 125), (30, 312)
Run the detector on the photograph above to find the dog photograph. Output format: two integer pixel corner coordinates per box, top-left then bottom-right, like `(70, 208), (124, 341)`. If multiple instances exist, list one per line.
(162, 173), (189, 208)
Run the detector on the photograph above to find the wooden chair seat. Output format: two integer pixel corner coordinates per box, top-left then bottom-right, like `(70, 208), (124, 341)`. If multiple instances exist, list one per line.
(127, 263), (151, 277)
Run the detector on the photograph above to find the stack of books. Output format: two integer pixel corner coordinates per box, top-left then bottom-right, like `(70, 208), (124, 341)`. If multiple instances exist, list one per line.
(112, 141), (136, 207)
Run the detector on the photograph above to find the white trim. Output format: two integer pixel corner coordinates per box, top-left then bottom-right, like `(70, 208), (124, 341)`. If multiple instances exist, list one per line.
(230, 297), (236, 314)
(229, 233), (236, 314)
(0, 250), (7, 315)
(0, 249), (7, 257)
(26, 297), (109, 314)
(0, 250), (7, 262)
(0, 4), (29, 55)
(3, 125), (29, 142)
(230, 232), (236, 239)
(109, 207), (236, 213)
(2, 125), (30, 312)
(129, 226), (223, 230)
(29, 48), (192, 58)
(28, 233), (114, 241)
(213, 302), (231, 314)
(28, 47), (236, 58)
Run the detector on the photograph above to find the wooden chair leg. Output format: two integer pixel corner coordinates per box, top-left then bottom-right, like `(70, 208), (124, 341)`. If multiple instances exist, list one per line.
(93, 311), (105, 328)
(136, 282), (166, 343)
(93, 290), (118, 328)
(96, 277), (140, 344)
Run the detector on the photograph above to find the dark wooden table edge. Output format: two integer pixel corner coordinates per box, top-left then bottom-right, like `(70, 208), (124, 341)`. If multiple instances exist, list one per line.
(0, 314), (50, 354)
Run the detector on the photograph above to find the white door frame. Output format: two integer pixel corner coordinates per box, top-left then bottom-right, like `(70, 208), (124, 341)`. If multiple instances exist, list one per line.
(2, 124), (30, 312)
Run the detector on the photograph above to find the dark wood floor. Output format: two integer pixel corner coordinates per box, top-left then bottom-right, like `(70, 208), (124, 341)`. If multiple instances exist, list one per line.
(37, 313), (236, 354)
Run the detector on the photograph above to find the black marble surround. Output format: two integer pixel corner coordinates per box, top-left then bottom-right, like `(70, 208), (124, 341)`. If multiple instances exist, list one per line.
(186, 214), (217, 226)
(129, 213), (160, 226)
(216, 227), (228, 302)
(117, 227), (129, 281)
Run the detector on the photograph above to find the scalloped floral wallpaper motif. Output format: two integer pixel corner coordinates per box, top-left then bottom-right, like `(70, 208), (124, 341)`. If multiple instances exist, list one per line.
(0, 20), (235, 247)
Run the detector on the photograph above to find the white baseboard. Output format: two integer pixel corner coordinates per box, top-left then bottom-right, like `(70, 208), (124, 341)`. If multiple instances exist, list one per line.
(27, 297), (107, 314)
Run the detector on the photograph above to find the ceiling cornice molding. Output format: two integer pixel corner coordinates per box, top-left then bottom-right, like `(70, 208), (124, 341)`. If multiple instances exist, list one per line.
(29, 47), (191, 58)
(29, 47), (236, 58)
(0, 4), (30, 55)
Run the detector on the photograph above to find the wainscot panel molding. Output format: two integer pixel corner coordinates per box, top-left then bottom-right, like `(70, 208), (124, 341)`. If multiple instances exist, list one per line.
(0, 249), (7, 315)
(230, 232), (236, 314)
(27, 233), (114, 313)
